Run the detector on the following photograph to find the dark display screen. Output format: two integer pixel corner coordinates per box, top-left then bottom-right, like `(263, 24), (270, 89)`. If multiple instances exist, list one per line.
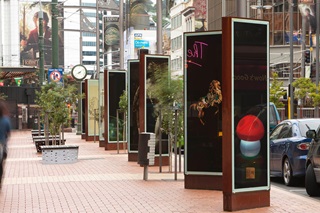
(145, 56), (170, 155)
(108, 72), (126, 142)
(185, 32), (222, 173)
(233, 21), (268, 189)
(128, 60), (140, 152)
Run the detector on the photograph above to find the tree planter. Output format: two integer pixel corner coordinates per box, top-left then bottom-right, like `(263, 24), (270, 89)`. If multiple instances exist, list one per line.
(41, 145), (79, 164)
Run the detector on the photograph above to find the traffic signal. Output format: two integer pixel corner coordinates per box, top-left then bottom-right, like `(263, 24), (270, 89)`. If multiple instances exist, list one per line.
(305, 50), (311, 63)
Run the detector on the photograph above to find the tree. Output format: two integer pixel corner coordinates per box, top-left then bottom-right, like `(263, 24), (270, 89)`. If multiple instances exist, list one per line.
(292, 77), (316, 106)
(270, 72), (286, 108)
(35, 82), (83, 144)
(146, 62), (184, 147)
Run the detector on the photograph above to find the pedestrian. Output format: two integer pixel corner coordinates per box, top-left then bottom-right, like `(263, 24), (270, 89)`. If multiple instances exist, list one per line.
(305, 7), (317, 34)
(0, 100), (11, 189)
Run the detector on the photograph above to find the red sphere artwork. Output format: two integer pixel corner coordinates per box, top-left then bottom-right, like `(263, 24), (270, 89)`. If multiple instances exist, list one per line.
(236, 115), (264, 141)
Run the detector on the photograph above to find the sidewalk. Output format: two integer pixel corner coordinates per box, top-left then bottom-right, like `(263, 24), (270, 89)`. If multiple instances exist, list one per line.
(0, 130), (319, 213)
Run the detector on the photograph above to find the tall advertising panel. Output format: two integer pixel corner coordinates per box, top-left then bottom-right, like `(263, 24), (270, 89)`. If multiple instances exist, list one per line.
(106, 70), (127, 147)
(232, 19), (269, 192)
(185, 31), (222, 173)
(222, 17), (270, 211)
(87, 80), (99, 137)
(140, 55), (170, 156)
(184, 31), (222, 189)
(128, 60), (140, 156)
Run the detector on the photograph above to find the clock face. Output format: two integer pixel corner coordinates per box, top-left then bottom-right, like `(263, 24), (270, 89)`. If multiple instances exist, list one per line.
(72, 65), (87, 81)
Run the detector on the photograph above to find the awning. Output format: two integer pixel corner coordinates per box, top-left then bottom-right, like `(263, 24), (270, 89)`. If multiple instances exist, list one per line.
(0, 67), (37, 79)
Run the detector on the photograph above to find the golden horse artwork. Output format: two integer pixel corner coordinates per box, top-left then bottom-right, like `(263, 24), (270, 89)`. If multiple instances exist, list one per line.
(190, 80), (222, 125)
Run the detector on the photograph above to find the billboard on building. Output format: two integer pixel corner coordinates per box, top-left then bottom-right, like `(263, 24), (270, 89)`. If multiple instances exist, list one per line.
(193, 0), (207, 31)
(104, 15), (120, 70)
(298, 1), (317, 46)
(19, 1), (64, 67)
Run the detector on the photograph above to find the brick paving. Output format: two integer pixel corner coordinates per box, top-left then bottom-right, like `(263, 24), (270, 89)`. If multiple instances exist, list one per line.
(0, 130), (319, 213)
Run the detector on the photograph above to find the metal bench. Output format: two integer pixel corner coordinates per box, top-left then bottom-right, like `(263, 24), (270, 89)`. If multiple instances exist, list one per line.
(34, 138), (66, 153)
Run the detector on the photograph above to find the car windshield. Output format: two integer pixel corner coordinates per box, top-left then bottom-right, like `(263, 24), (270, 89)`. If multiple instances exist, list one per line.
(298, 120), (320, 137)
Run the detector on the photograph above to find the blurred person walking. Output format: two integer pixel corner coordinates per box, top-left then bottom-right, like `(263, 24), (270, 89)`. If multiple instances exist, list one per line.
(0, 101), (11, 189)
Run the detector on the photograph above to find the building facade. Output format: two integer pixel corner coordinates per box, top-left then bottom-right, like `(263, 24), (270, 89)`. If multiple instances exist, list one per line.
(207, 0), (316, 95)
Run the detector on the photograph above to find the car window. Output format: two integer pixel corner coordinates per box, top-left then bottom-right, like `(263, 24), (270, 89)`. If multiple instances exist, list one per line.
(299, 120), (320, 137)
(270, 124), (284, 140)
(317, 127), (320, 138)
(278, 124), (292, 139)
(269, 107), (277, 126)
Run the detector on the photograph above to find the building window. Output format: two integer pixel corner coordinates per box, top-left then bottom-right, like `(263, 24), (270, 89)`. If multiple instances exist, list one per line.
(83, 32), (96, 37)
(82, 41), (96, 46)
(171, 35), (182, 51)
(82, 61), (95, 65)
(171, 14), (182, 30)
(171, 57), (182, 71)
(83, 51), (96, 56)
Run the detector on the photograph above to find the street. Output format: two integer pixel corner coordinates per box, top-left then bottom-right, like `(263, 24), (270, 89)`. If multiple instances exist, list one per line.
(271, 177), (320, 201)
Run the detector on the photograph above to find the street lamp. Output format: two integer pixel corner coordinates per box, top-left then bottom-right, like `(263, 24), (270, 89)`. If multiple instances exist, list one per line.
(250, 2), (273, 19)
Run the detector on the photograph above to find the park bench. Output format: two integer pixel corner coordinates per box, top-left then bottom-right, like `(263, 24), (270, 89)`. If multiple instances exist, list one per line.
(34, 138), (66, 153)
(31, 130), (45, 136)
(32, 135), (60, 143)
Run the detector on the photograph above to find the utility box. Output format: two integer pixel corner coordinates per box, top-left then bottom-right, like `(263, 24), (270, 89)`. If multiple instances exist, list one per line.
(138, 132), (156, 166)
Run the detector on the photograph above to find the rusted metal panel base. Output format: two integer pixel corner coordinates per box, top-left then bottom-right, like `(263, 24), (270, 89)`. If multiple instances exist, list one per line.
(99, 140), (105, 147)
(185, 175), (222, 190)
(223, 190), (270, 211)
(128, 152), (138, 162)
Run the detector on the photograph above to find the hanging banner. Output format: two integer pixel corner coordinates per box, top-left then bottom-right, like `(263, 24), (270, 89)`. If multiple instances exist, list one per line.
(19, 1), (64, 67)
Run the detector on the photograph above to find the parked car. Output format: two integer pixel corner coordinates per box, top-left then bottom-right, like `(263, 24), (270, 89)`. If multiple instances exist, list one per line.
(245, 102), (281, 131)
(305, 127), (320, 196)
(270, 118), (320, 186)
(270, 102), (281, 131)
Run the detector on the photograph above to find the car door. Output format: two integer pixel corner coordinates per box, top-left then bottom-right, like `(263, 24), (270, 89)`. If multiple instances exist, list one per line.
(270, 122), (292, 173)
(270, 124), (284, 172)
(313, 129), (320, 179)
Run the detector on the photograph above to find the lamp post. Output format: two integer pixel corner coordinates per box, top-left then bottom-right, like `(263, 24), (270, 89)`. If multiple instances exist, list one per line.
(315, 0), (320, 117)
(52, 0), (59, 68)
(289, 1), (294, 119)
(39, 0), (44, 85)
(250, 1), (273, 19)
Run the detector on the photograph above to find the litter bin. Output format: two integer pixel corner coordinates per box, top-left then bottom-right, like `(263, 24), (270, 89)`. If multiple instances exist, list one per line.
(138, 132), (156, 166)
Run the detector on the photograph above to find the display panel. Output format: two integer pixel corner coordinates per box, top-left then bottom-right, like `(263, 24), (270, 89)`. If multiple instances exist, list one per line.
(128, 60), (140, 152)
(87, 80), (99, 136)
(144, 55), (170, 155)
(108, 71), (127, 143)
(99, 73), (105, 141)
(232, 19), (269, 192)
(184, 31), (222, 174)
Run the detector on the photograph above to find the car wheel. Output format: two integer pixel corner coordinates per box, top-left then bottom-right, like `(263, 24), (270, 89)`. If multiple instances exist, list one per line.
(305, 164), (320, 197)
(283, 158), (294, 186)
